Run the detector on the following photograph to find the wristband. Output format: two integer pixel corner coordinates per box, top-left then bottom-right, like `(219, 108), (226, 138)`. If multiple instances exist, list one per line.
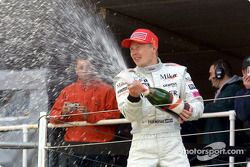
(127, 94), (141, 102)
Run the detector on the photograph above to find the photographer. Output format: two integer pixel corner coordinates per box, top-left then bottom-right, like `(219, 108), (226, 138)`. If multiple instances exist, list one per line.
(235, 56), (250, 167)
(50, 58), (120, 167)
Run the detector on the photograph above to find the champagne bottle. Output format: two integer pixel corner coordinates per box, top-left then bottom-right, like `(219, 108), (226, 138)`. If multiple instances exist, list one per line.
(119, 71), (188, 115)
(143, 87), (173, 109)
(143, 87), (185, 115)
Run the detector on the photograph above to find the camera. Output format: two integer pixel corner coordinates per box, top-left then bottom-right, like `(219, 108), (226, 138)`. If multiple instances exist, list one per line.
(247, 66), (250, 76)
(66, 102), (80, 111)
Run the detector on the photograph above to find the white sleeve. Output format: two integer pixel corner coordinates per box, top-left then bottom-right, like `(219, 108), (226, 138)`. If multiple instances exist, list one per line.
(113, 71), (143, 122)
(181, 70), (204, 120)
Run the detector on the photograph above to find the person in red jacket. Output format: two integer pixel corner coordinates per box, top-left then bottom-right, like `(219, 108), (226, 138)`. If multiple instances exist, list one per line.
(50, 58), (121, 167)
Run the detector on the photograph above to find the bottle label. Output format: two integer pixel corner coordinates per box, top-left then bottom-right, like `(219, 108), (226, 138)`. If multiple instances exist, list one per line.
(168, 96), (184, 114)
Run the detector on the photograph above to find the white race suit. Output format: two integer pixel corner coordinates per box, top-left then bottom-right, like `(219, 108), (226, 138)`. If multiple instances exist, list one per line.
(114, 59), (204, 167)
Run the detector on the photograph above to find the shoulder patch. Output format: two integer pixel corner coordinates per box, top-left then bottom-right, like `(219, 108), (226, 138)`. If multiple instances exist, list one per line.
(163, 63), (187, 72)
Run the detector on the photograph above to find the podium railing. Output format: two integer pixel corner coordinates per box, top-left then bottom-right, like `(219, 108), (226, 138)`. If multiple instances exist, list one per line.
(0, 110), (237, 167)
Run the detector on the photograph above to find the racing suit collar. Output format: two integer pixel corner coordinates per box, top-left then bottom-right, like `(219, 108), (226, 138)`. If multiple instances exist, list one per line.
(136, 58), (163, 73)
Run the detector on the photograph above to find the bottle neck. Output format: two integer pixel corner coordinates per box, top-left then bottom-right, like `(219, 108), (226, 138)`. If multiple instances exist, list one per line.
(142, 85), (150, 96)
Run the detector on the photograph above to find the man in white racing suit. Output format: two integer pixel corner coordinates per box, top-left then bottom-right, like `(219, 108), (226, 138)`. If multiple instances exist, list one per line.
(114, 28), (204, 167)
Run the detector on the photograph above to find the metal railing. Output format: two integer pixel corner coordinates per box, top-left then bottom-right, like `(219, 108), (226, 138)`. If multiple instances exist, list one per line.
(0, 110), (237, 167)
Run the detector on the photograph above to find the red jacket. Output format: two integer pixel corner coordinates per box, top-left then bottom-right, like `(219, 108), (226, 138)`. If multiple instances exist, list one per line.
(50, 80), (120, 142)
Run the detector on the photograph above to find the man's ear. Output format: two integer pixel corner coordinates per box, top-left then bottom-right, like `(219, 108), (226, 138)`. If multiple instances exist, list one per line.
(152, 45), (158, 52)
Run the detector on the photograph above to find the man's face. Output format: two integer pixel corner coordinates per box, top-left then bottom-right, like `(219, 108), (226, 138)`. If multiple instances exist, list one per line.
(75, 59), (92, 81)
(129, 42), (157, 67)
(208, 65), (220, 88)
(242, 67), (250, 89)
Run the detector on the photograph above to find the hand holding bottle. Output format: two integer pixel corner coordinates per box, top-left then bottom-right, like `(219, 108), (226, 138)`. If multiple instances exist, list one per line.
(119, 70), (149, 98)
(128, 80), (148, 97)
(178, 103), (193, 123)
(119, 71), (193, 120)
(143, 87), (192, 120)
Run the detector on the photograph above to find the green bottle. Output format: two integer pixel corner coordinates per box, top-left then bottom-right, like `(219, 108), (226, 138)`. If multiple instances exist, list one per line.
(143, 87), (188, 115)
(119, 71), (189, 115)
(143, 87), (173, 110)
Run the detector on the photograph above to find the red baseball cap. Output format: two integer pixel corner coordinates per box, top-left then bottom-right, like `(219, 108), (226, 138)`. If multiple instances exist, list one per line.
(121, 28), (158, 48)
